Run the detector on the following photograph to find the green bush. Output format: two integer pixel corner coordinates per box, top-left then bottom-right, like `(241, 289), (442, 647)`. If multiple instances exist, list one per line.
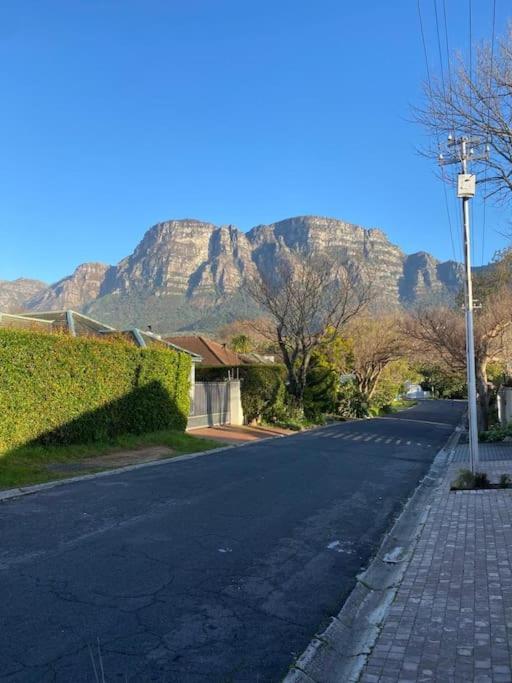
(240, 366), (287, 423)
(304, 365), (339, 420)
(452, 469), (476, 490)
(474, 471), (491, 489)
(337, 383), (370, 418)
(479, 422), (512, 442)
(0, 329), (191, 451)
(452, 469), (491, 490)
(499, 473), (512, 488)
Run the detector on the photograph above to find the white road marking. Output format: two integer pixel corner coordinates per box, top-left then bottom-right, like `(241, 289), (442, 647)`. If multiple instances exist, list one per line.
(352, 435), (362, 441)
(406, 441), (411, 445)
(373, 417), (453, 428)
(327, 540), (354, 554)
(395, 439), (402, 445)
(364, 436), (373, 441)
(374, 437), (382, 443)
(385, 438), (392, 444)
(218, 548), (232, 553)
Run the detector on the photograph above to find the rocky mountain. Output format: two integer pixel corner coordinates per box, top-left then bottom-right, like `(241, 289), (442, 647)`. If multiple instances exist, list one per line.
(0, 278), (47, 313)
(24, 263), (112, 312)
(2, 216), (464, 332)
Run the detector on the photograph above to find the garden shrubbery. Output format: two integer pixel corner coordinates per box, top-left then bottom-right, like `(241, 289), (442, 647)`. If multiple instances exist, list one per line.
(0, 328), (191, 451)
(479, 422), (512, 442)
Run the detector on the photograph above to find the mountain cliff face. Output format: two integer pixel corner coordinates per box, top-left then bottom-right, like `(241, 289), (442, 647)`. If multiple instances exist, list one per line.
(0, 278), (47, 313)
(109, 220), (255, 298)
(3, 216), (464, 331)
(24, 263), (112, 311)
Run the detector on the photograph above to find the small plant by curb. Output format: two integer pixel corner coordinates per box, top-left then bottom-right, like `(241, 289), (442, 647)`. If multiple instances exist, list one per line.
(450, 468), (512, 491)
(499, 473), (512, 488)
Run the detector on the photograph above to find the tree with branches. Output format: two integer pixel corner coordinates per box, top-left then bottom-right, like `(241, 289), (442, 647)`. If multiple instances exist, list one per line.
(415, 25), (512, 203)
(345, 314), (407, 404)
(245, 251), (370, 406)
(403, 285), (512, 430)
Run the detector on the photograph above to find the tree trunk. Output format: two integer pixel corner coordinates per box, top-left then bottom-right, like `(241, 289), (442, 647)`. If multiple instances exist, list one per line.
(355, 367), (383, 405)
(476, 360), (490, 431)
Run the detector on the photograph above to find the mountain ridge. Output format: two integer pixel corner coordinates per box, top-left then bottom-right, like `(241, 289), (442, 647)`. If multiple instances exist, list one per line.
(0, 215), (464, 332)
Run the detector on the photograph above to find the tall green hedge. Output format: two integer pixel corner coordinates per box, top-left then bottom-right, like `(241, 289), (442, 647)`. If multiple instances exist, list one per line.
(0, 329), (191, 451)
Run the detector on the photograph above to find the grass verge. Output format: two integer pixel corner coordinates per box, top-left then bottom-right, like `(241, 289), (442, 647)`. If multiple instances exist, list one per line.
(379, 399), (418, 415)
(0, 430), (221, 491)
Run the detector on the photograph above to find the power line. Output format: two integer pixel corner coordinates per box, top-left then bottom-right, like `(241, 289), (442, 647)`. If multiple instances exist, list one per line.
(441, 166), (458, 262)
(417, 0), (432, 93)
(417, 0), (459, 262)
(468, 0), (473, 104)
(433, 0), (459, 262)
(433, 0), (446, 103)
(481, 0), (497, 266)
(442, 0), (452, 95)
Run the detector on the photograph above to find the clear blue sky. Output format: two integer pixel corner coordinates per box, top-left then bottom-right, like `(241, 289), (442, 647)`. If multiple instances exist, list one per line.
(0, 0), (509, 284)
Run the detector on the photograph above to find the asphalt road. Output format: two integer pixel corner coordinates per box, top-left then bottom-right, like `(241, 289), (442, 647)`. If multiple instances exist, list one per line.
(0, 400), (465, 682)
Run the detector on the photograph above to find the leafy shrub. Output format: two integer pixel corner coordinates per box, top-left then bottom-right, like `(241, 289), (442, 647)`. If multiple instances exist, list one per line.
(0, 328), (191, 451)
(479, 422), (512, 442)
(474, 472), (491, 489)
(452, 469), (476, 490)
(240, 366), (287, 423)
(499, 473), (511, 488)
(304, 364), (338, 419)
(337, 383), (370, 418)
(452, 469), (491, 490)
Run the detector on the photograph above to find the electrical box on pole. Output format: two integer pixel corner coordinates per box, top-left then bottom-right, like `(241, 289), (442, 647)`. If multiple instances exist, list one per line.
(457, 174), (476, 198)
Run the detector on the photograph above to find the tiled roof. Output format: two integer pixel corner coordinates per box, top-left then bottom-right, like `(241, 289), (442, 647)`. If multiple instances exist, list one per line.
(165, 335), (242, 367)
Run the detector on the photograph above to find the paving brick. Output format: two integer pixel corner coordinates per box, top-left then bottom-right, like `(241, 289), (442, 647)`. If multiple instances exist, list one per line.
(359, 444), (512, 682)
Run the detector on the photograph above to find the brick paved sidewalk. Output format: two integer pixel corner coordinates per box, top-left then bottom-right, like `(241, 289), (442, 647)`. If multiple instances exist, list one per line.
(359, 443), (512, 683)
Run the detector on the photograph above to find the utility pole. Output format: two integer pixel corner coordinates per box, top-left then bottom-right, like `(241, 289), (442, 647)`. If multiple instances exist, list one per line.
(439, 136), (488, 473)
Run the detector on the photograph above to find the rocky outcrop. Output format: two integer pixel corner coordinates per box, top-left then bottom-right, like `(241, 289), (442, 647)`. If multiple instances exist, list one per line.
(249, 217), (405, 304)
(400, 252), (463, 305)
(4, 216), (465, 330)
(109, 219), (255, 299)
(25, 263), (112, 311)
(0, 278), (47, 313)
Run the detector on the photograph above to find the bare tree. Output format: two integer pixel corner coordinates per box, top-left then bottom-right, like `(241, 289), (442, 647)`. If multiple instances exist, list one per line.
(403, 291), (512, 429)
(345, 315), (406, 402)
(415, 25), (512, 203)
(246, 251), (370, 405)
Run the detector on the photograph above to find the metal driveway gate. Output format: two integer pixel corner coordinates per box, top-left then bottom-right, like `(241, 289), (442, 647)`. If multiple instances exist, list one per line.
(188, 381), (230, 428)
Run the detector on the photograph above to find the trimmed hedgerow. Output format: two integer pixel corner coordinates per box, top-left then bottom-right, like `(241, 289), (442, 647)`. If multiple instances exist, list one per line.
(0, 328), (191, 451)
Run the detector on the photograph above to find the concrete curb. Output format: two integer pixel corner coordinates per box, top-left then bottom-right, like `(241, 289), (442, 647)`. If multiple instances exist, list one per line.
(283, 422), (464, 683)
